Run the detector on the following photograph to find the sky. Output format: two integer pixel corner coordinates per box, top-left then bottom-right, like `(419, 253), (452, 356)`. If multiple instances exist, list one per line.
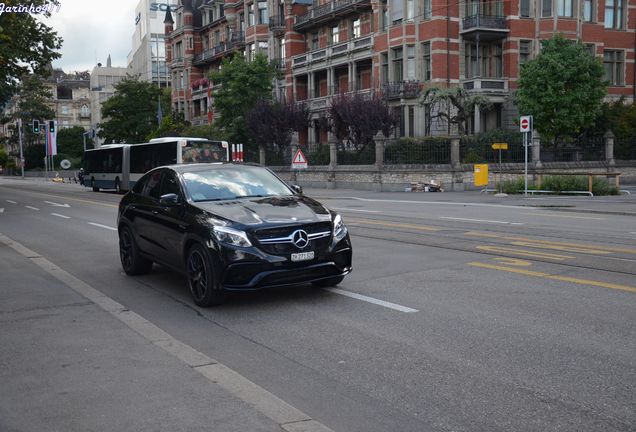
(46, 0), (137, 73)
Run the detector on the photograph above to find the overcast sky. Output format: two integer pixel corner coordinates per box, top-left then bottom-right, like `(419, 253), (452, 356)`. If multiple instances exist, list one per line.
(46, 0), (137, 72)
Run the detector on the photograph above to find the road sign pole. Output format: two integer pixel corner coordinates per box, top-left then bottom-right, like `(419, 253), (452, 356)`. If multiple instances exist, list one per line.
(18, 119), (25, 178)
(499, 148), (503, 194)
(524, 132), (528, 196)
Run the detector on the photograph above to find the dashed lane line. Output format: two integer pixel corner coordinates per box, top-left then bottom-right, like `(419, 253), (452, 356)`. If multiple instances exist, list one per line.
(88, 222), (117, 231)
(6, 200), (17, 204)
(440, 216), (523, 225)
(51, 213), (71, 219)
(25, 206), (40, 211)
(326, 288), (419, 313)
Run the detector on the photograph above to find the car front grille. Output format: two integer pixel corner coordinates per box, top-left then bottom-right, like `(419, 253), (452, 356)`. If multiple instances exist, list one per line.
(253, 222), (332, 255)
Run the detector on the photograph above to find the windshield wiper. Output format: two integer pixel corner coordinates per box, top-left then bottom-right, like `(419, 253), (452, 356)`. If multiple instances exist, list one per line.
(233, 194), (273, 199)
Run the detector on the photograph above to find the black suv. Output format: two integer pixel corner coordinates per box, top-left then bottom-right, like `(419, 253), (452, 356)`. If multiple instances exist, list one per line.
(117, 164), (352, 306)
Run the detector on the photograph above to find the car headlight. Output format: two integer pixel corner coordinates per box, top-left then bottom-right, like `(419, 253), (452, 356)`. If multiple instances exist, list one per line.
(333, 213), (347, 241)
(213, 226), (252, 247)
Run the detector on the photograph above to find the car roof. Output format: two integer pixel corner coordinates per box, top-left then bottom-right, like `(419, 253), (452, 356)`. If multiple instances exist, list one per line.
(161, 163), (263, 174)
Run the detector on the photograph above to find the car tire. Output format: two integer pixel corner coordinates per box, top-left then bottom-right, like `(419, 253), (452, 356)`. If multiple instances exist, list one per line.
(311, 276), (345, 288)
(91, 178), (99, 192)
(186, 244), (226, 307)
(115, 178), (121, 194)
(119, 225), (153, 275)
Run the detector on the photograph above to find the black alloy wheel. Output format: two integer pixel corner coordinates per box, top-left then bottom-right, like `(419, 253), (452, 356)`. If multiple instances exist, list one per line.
(119, 226), (153, 275)
(187, 244), (226, 307)
(311, 276), (345, 288)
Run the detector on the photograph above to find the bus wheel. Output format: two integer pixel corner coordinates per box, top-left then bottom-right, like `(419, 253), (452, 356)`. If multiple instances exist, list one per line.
(91, 178), (99, 192)
(115, 178), (121, 194)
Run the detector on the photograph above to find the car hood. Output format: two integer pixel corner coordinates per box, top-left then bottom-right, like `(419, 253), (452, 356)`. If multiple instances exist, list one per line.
(193, 195), (333, 226)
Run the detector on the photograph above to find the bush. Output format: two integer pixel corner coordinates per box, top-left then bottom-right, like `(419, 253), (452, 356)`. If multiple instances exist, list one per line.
(307, 145), (330, 165)
(541, 175), (618, 195)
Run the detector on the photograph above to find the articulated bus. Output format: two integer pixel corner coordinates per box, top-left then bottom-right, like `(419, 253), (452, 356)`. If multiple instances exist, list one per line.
(83, 137), (230, 192)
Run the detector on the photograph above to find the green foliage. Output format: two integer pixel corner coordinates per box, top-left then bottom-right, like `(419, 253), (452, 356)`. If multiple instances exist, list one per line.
(496, 178), (536, 194)
(146, 113), (190, 140)
(209, 53), (276, 148)
(590, 98), (636, 138)
(460, 129), (523, 163)
(57, 126), (85, 158)
(540, 175), (618, 195)
(384, 137), (451, 164)
(306, 145), (330, 166)
(246, 99), (309, 150)
(0, 147), (9, 167)
(419, 86), (492, 135)
(514, 34), (607, 144)
(24, 143), (45, 169)
(0, 0), (62, 106)
(99, 77), (170, 144)
(13, 75), (55, 145)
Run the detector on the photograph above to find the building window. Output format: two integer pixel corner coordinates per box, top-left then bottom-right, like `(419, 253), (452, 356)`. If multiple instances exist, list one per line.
(406, 46), (416, 80)
(392, 0), (403, 24)
(585, 43), (596, 56)
(406, 0), (415, 21)
(557, 0), (573, 16)
(408, 106), (415, 137)
(248, 3), (255, 26)
(311, 32), (319, 50)
(381, 52), (389, 84)
(423, 0), (431, 18)
(330, 24), (339, 44)
(519, 40), (532, 66)
(381, 6), (389, 30)
(465, 43), (478, 78)
(258, 1), (268, 24)
(187, 37), (193, 50)
(422, 42), (431, 81)
(352, 17), (361, 38)
(603, 50), (624, 85)
(80, 104), (90, 118)
(249, 43), (256, 61)
(583, 0), (594, 20)
(239, 12), (245, 32)
(520, 0), (531, 17)
(604, 0), (623, 28)
(392, 47), (403, 81)
(542, 0), (552, 16)
(258, 41), (268, 53)
(61, 105), (69, 115)
(175, 41), (183, 59)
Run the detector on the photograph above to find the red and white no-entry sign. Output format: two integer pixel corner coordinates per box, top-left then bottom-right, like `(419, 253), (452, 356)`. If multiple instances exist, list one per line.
(519, 115), (532, 133)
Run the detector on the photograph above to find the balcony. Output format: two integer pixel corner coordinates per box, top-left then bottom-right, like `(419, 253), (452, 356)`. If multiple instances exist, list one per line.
(294, 0), (372, 31)
(292, 36), (373, 69)
(269, 15), (285, 34)
(171, 57), (184, 67)
(193, 34), (245, 66)
(460, 15), (509, 41)
(461, 78), (508, 93)
(271, 58), (285, 71)
(381, 80), (421, 100)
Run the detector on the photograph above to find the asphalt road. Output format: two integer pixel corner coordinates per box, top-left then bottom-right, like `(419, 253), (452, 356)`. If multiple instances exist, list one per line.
(1, 178), (635, 432)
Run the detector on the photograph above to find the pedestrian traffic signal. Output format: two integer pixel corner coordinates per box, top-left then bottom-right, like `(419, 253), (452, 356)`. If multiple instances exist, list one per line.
(32, 120), (40, 133)
(49, 120), (55, 133)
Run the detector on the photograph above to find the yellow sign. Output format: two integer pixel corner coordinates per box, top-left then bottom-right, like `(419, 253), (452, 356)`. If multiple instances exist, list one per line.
(491, 143), (508, 150)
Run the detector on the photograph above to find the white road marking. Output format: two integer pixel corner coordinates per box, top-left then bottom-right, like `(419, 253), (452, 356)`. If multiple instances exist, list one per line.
(0, 208), (4, 214)
(330, 207), (381, 213)
(522, 212), (605, 220)
(440, 216), (523, 225)
(6, 200), (17, 204)
(326, 288), (418, 313)
(25, 206), (40, 211)
(51, 213), (71, 219)
(44, 200), (70, 207)
(88, 222), (117, 231)
(349, 196), (533, 210)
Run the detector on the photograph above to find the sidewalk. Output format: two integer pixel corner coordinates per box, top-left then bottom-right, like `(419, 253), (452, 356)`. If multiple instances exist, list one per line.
(0, 235), (329, 432)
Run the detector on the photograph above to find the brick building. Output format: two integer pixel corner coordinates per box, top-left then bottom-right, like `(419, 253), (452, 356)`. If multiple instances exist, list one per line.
(165, 0), (635, 141)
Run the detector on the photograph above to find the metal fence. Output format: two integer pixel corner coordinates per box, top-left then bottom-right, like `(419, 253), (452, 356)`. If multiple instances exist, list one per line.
(337, 143), (376, 165)
(305, 143), (330, 166)
(384, 138), (451, 165)
(460, 135), (525, 163)
(615, 136), (636, 161)
(540, 135), (605, 162)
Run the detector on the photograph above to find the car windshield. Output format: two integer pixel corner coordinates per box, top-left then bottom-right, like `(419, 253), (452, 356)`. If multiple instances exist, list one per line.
(182, 166), (295, 202)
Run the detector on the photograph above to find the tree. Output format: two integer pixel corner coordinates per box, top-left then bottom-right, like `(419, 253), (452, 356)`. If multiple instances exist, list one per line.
(0, 0), (63, 106)
(328, 92), (395, 151)
(146, 112), (190, 140)
(0, 147), (9, 168)
(13, 75), (55, 145)
(418, 86), (492, 135)
(209, 53), (276, 147)
(514, 34), (606, 144)
(98, 77), (170, 144)
(57, 126), (85, 158)
(245, 99), (309, 152)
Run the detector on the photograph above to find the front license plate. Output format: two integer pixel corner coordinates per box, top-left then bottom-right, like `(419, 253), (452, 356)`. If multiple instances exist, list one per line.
(291, 251), (314, 262)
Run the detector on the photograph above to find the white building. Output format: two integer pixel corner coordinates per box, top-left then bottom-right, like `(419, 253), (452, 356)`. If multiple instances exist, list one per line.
(127, 0), (176, 87)
(90, 58), (128, 146)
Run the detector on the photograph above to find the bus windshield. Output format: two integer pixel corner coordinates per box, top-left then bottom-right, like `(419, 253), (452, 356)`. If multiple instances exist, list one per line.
(182, 141), (227, 163)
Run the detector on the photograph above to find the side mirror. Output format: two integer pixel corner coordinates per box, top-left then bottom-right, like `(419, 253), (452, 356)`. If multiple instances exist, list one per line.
(290, 184), (303, 194)
(160, 193), (180, 206)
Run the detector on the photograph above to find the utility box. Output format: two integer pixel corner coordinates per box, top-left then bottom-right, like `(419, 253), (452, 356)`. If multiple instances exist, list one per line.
(474, 164), (488, 187)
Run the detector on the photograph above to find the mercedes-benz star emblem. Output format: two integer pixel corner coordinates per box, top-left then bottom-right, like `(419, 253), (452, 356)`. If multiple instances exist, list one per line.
(292, 230), (309, 249)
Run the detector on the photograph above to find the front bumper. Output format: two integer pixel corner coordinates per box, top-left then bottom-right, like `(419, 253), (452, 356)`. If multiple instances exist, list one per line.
(217, 236), (352, 290)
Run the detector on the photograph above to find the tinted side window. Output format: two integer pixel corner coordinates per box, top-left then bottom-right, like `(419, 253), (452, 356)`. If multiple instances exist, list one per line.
(143, 170), (163, 200)
(132, 174), (148, 194)
(160, 171), (181, 197)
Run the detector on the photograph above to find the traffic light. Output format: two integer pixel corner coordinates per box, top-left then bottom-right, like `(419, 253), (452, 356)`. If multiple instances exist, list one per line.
(49, 120), (55, 133)
(32, 120), (40, 133)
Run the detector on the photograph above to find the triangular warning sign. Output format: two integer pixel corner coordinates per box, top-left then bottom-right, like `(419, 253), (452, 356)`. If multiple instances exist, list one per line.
(291, 149), (308, 169)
